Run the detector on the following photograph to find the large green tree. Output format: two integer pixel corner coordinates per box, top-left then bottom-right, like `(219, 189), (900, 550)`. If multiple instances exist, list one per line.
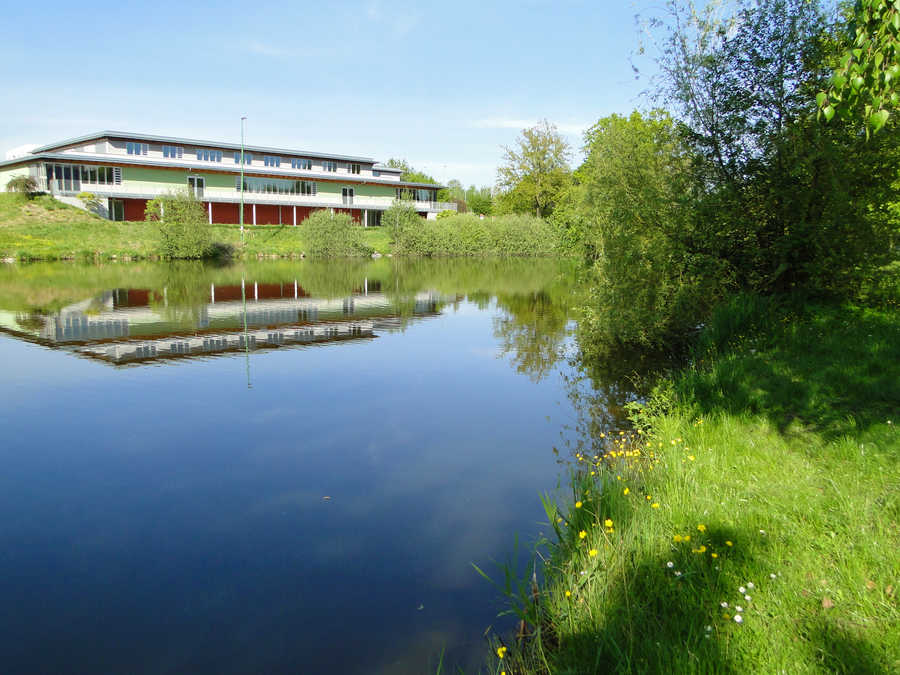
(495, 120), (571, 218)
(646, 0), (898, 293)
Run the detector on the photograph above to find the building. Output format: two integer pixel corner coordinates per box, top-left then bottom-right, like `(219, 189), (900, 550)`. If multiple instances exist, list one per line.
(0, 131), (456, 225)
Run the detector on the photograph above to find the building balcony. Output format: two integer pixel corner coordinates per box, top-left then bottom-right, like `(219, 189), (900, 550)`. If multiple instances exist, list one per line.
(41, 178), (457, 213)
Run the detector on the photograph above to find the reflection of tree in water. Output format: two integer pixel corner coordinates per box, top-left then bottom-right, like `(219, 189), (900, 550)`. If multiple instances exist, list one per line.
(148, 262), (222, 328)
(14, 311), (47, 332)
(560, 339), (685, 462)
(493, 291), (570, 382)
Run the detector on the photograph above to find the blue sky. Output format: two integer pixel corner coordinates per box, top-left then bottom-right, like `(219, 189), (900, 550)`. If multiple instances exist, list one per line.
(1, 0), (655, 187)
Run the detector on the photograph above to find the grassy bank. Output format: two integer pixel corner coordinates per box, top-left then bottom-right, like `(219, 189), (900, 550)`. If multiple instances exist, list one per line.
(493, 296), (899, 673)
(0, 193), (392, 260)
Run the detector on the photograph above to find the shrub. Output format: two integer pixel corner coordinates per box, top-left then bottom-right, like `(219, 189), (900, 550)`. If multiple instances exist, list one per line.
(389, 210), (563, 257)
(6, 175), (38, 195)
(302, 209), (371, 257)
(145, 189), (213, 259)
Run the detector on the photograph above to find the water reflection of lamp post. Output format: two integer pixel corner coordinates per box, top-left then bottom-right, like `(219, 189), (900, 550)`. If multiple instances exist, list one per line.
(240, 116), (247, 244)
(241, 276), (252, 389)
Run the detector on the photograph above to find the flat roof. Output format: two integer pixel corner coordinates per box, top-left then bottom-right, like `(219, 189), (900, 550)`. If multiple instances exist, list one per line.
(31, 131), (377, 164)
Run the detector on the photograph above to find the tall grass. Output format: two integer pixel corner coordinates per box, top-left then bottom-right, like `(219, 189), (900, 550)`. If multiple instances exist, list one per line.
(485, 298), (900, 673)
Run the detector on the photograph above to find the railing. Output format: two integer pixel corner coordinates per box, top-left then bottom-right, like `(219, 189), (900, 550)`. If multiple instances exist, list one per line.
(46, 183), (457, 212)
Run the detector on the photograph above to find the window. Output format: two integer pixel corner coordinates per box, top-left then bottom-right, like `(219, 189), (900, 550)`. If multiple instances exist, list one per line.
(235, 176), (317, 195)
(46, 163), (119, 190)
(349, 163), (360, 175)
(163, 145), (183, 159)
(323, 161), (337, 172)
(196, 149), (223, 162)
(264, 155), (281, 167)
(291, 158), (312, 170)
(234, 152), (252, 164)
(126, 142), (148, 155)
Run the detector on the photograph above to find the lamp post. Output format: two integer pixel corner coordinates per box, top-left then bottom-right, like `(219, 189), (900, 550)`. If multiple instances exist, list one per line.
(240, 116), (247, 243)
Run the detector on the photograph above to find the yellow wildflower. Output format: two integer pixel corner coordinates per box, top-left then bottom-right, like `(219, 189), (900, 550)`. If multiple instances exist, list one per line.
(711, 553), (719, 558)
(579, 530), (587, 539)
(697, 524), (706, 532)
(588, 548), (598, 557)
(688, 455), (695, 461)
(623, 488), (630, 495)
(725, 541), (733, 547)
(604, 518), (613, 528)
(684, 535), (691, 542)
(651, 503), (660, 508)
(698, 545), (707, 553)
(646, 495), (652, 501)
(497, 646), (507, 659)
(575, 501), (583, 509)
(565, 590), (572, 598)
(673, 534), (683, 543)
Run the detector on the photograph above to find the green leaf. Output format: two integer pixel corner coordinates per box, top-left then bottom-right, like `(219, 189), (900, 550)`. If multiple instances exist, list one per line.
(833, 74), (847, 89)
(823, 105), (835, 122)
(870, 108), (890, 133)
(852, 75), (866, 90)
(816, 92), (827, 108)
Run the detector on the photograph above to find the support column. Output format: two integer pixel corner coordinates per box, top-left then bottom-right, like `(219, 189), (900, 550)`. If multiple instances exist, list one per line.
(294, 280), (298, 299)
(293, 205), (297, 226)
(254, 282), (258, 301)
(208, 202), (212, 224)
(364, 210), (368, 228)
(252, 203), (257, 226)
(211, 284), (215, 304)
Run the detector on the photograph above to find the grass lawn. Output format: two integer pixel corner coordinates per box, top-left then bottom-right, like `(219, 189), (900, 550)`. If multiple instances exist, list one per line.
(492, 296), (899, 673)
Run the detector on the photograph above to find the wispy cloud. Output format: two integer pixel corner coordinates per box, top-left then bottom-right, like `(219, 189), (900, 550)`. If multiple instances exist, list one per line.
(471, 118), (589, 135)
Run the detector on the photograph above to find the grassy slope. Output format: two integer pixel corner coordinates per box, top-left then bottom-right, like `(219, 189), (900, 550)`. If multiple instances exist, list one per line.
(0, 194), (392, 260)
(498, 297), (899, 674)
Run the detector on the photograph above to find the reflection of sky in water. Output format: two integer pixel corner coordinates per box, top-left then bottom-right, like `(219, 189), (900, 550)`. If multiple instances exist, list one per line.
(0, 299), (577, 674)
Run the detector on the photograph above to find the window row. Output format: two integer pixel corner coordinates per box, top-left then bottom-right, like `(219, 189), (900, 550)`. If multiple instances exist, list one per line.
(197, 149), (223, 162)
(163, 145), (183, 158)
(126, 142), (148, 155)
(45, 163), (121, 192)
(235, 177), (318, 195)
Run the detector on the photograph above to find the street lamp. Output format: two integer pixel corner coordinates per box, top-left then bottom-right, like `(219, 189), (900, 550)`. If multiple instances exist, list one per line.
(240, 116), (247, 243)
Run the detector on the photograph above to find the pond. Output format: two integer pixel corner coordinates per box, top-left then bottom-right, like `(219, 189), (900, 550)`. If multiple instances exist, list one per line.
(0, 257), (633, 673)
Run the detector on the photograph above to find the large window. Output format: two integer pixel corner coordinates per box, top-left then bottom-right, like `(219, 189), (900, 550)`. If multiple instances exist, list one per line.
(323, 161), (337, 172)
(162, 145), (183, 158)
(291, 158), (312, 170)
(236, 177), (317, 195)
(126, 142), (148, 155)
(196, 149), (223, 162)
(234, 152), (252, 165)
(263, 155), (281, 168)
(349, 163), (361, 175)
(45, 163), (120, 191)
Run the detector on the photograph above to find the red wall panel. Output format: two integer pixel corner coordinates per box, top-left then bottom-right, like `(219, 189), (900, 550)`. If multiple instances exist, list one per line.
(123, 198), (149, 222)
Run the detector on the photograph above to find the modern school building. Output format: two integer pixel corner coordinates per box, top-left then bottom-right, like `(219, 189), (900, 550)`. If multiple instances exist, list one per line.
(0, 131), (456, 225)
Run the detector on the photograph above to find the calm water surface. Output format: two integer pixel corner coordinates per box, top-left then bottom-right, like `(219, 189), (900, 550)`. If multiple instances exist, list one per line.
(0, 258), (611, 674)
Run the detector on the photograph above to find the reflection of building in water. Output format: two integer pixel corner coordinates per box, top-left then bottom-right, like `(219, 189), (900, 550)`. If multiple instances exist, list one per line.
(0, 280), (445, 366)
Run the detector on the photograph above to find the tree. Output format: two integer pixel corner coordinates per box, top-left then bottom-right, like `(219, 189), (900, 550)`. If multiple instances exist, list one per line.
(385, 158), (438, 185)
(818, 0), (900, 134)
(467, 185), (494, 215)
(6, 175), (38, 195)
(495, 120), (571, 218)
(644, 0), (899, 293)
(145, 189), (213, 259)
